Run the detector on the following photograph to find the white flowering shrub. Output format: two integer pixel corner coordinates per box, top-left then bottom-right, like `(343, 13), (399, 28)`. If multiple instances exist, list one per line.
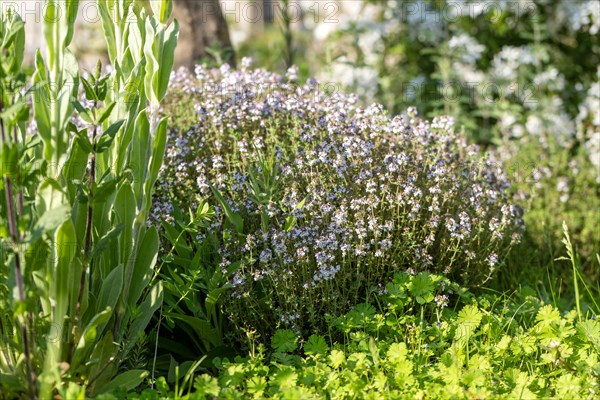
(314, 0), (598, 144)
(291, 0), (600, 271)
(154, 60), (524, 339)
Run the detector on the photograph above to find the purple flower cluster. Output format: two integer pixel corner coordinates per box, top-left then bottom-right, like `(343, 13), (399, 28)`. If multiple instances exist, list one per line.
(154, 59), (524, 335)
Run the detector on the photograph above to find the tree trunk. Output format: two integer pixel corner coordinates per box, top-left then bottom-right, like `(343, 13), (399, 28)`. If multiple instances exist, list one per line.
(173, 0), (236, 69)
(264, 0), (275, 24)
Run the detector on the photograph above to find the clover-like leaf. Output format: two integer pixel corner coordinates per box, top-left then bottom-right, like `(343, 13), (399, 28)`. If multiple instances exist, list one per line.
(194, 375), (220, 397)
(272, 366), (298, 389)
(536, 305), (561, 326)
(455, 304), (483, 345)
(409, 272), (435, 304)
(328, 349), (346, 369)
(354, 303), (376, 318)
(386, 342), (408, 365)
(576, 319), (600, 345)
(304, 335), (328, 356)
(271, 329), (298, 353)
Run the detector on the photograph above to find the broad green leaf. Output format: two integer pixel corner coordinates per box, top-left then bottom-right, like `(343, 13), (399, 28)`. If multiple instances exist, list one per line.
(3, 13), (25, 73)
(127, 226), (159, 307)
(304, 335), (328, 356)
(81, 76), (97, 102)
(74, 131), (93, 153)
(63, 0), (80, 47)
(0, 142), (19, 177)
(409, 273), (435, 304)
(94, 369), (148, 395)
(97, 0), (117, 63)
(369, 337), (380, 367)
(143, 16), (179, 110)
(114, 95), (141, 174)
(131, 111), (150, 207)
(97, 102), (116, 124)
(71, 308), (112, 370)
(32, 51), (52, 154)
(96, 119), (125, 153)
(210, 185), (244, 234)
(149, 0), (173, 24)
(205, 287), (226, 321)
(142, 116), (167, 212)
(127, 14), (145, 60)
(328, 349), (346, 369)
(125, 281), (163, 354)
(386, 343), (409, 365)
(284, 215), (296, 232)
(113, 183), (136, 263)
(54, 219), (78, 324)
(143, 18), (159, 109)
(31, 204), (71, 241)
(93, 177), (121, 205)
(0, 101), (26, 123)
(272, 329), (298, 353)
(91, 224), (124, 259)
(64, 133), (91, 184)
(155, 19), (179, 101)
(96, 264), (124, 316)
(85, 332), (119, 393)
(536, 305), (561, 326)
(36, 178), (69, 215)
(166, 313), (220, 347)
(73, 100), (93, 123)
(455, 304), (483, 345)
(68, 257), (84, 319)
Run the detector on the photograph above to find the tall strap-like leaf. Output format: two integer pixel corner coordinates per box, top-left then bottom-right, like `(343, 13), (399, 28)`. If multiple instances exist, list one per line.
(149, 0), (173, 24)
(142, 116), (167, 214)
(143, 16), (179, 113)
(42, 0), (79, 68)
(127, 226), (158, 308)
(53, 219), (78, 327)
(0, 11), (25, 74)
(34, 0), (80, 170)
(114, 183), (136, 261)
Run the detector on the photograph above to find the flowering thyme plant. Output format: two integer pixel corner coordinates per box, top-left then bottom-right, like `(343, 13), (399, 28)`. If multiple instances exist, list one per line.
(155, 60), (524, 341)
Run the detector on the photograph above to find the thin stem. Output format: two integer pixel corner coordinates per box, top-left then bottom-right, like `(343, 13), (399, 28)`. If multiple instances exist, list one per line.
(11, 126), (23, 218)
(563, 223), (582, 322)
(86, 355), (116, 389)
(151, 304), (163, 390)
(71, 104), (98, 360)
(0, 107), (37, 399)
(84, 129), (97, 258)
(149, 218), (194, 287)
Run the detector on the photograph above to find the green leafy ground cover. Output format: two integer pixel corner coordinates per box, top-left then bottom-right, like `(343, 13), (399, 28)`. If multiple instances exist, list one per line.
(99, 267), (599, 399)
